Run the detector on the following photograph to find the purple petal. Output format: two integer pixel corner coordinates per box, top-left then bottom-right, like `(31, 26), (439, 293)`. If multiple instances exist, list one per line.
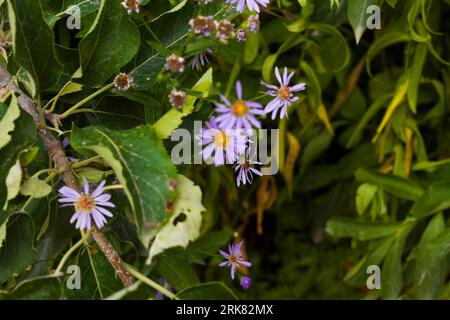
(58, 186), (80, 199)
(235, 81), (243, 100)
(91, 180), (106, 198)
(275, 67), (282, 85)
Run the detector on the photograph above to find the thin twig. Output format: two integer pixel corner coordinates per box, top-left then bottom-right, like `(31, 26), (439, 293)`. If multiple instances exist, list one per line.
(0, 65), (134, 287)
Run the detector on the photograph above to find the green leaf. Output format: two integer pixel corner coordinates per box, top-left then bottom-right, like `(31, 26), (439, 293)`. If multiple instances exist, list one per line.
(71, 125), (177, 232)
(344, 236), (395, 284)
(347, 0), (379, 44)
(0, 214), (37, 282)
(407, 43), (427, 113)
(0, 222), (6, 251)
(414, 213), (445, 299)
(7, 0), (63, 94)
(381, 224), (413, 299)
(0, 98), (20, 150)
(356, 183), (378, 215)
(147, 175), (205, 263)
(366, 32), (411, 76)
(5, 160), (22, 207)
(187, 229), (234, 263)
(65, 246), (124, 299)
(307, 23), (350, 72)
(20, 177), (52, 198)
(0, 276), (61, 300)
(354, 168), (424, 201)
(0, 103), (37, 210)
(243, 32), (260, 64)
(78, 0), (140, 86)
(153, 68), (213, 139)
(155, 247), (200, 292)
(177, 282), (238, 300)
(410, 183), (450, 219)
(326, 217), (401, 241)
(44, 0), (102, 28)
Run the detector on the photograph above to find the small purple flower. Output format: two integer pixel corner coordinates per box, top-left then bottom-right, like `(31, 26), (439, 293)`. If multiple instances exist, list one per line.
(227, 0), (269, 13)
(261, 67), (306, 119)
(219, 241), (252, 280)
(58, 180), (114, 231)
(234, 149), (262, 187)
(236, 28), (247, 42)
(240, 276), (252, 289)
(191, 49), (212, 71)
(215, 81), (264, 130)
(197, 117), (247, 166)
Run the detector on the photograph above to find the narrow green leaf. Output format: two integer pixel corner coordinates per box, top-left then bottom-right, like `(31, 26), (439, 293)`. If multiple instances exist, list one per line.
(347, 0), (379, 44)
(355, 168), (424, 201)
(410, 183), (450, 219)
(407, 43), (427, 113)
(326, 217), (401, 241)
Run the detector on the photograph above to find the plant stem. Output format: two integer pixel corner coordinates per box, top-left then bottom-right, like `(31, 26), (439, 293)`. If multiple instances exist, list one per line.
(54, 231), (90, 275)
(71, 155), (102, 169)
(59, 83), (114, 120)
(103, 184), (123, 191)
(124, 264), (179, 300)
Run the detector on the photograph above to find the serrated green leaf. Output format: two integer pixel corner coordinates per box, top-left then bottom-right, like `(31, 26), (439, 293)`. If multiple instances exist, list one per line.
(0, 214), (37, 282)
(71, 125), (177, 232)
(78, 0), (140, 86)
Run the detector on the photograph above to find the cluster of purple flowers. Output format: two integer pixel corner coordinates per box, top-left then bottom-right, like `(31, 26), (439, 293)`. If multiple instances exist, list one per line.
(199, 67), (305, 187)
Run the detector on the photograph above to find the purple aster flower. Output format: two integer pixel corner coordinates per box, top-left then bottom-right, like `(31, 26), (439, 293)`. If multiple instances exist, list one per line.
(58, 180), (114, 231)
(215, 81), (264, 130)
(219, 241), (252, 280)
(234, 149), (262, 187)
(191, 49), (212, 71)
(197, 117), (247, 166)
(227, 0), (269, 13)
(240, 276), (252, 289)
(261, 67), (306, 119)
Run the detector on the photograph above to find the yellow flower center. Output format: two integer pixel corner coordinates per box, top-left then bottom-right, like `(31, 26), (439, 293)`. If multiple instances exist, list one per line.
(213, 131), (228, 148)
(278, 86), (291, 100)
(75, 194), (95, 214)
(232, 100), (248, 117)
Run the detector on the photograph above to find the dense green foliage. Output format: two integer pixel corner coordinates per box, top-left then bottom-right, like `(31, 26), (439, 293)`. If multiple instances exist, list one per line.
(0, 0), (449, 300)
